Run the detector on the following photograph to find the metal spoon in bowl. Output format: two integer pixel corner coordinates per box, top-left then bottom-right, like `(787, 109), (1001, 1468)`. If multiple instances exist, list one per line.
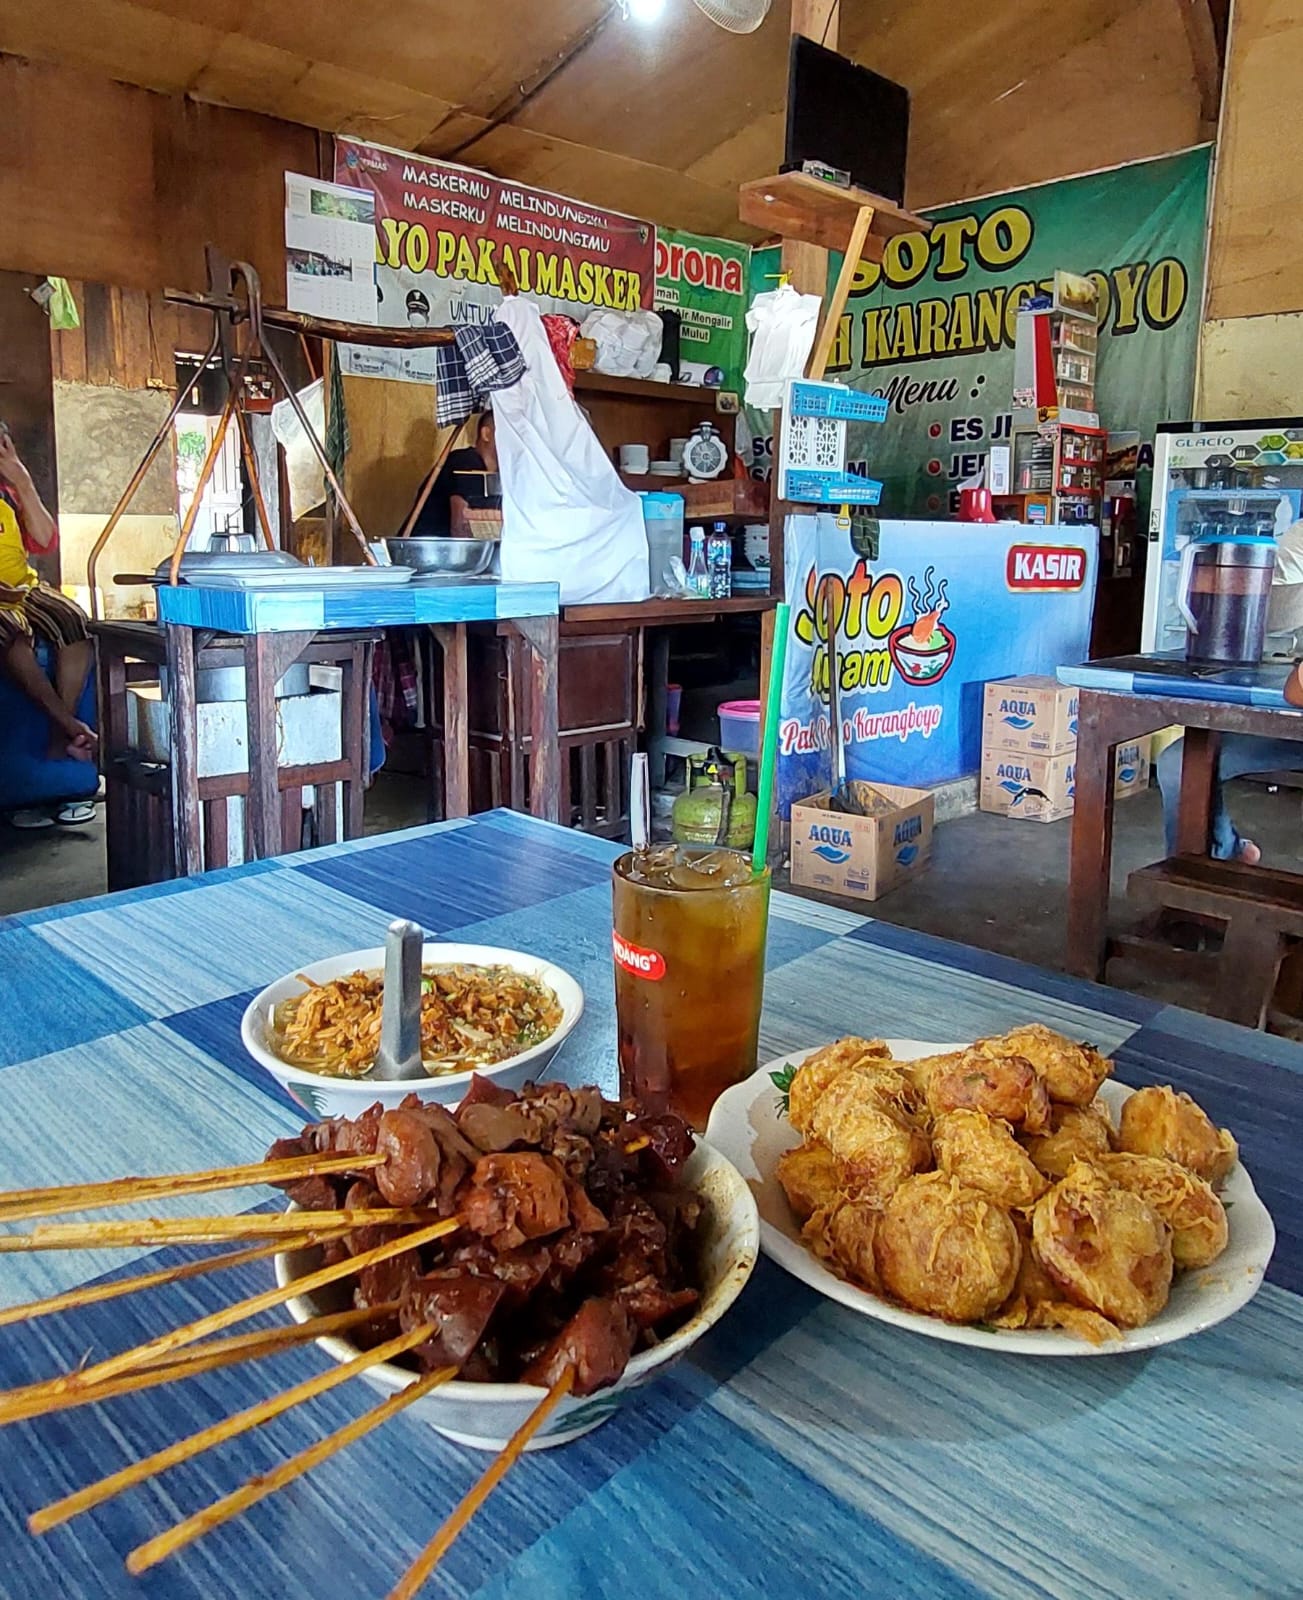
(370, 919), (427, 1081)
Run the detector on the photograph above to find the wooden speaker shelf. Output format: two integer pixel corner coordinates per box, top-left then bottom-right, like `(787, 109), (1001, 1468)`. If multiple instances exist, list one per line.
(738, 171), (930, 258)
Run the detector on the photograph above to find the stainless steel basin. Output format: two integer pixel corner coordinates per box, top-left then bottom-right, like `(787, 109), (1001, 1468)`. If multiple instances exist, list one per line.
(384, 537), (496, 577)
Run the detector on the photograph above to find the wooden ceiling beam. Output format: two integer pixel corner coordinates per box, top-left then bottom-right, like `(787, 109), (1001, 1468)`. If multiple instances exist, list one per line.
(1175, 0), (1223, 129)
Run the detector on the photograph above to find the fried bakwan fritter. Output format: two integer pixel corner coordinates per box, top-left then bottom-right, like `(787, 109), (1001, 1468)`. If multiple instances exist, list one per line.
(874, 1171), (1021, 1322)
(1096, 1152), (1229, 1269)
(931, 1109), (1049, 1209)
(990, 1215), (1120, 1343)
(776, 1141), (846, 1225)
(978, 1023), (1114, 1107)
(1021, 1100), (1115, 1180)
(925, 1048), (1052, 1135)
(894, 1050), (965, 1097)
(804, 1197), (882, 1292)
(1117, 1085), (1238, 1188)
(810, 1071), (931, 1208)
(1032, 1160), (1173, 1327)
(787, 1037), (893, 1134)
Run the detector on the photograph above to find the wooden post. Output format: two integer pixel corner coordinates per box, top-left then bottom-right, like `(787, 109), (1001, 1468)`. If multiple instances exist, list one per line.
(432, 622), (470, 819)
(1175, 729), (1219, 856)
(510, 615), (561, 824)
(164, 623), (203, 876)
(807, 205), (874, 381)
(242, 630), (314, 861)
(243, 634), (284, 863)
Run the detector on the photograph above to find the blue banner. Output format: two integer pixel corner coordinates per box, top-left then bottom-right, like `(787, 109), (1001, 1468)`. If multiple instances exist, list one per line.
(779, 517), (1097, 811)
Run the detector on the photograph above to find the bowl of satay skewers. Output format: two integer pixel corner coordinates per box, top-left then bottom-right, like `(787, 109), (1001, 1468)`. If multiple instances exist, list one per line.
(272, 1074), (760, 1450)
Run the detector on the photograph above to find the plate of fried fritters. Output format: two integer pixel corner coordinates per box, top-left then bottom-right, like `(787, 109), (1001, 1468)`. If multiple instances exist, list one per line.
(704, 1025), (1275, 1354)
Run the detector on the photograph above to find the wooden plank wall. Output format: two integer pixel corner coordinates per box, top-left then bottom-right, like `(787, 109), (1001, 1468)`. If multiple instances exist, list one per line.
(2, 56), (320, 298)
(0, 271), (59, 577)
(51, 283), (212, 389)
(1204, 0), (1303, 322)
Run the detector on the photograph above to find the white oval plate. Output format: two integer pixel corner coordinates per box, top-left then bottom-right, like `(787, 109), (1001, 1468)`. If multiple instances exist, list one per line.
(705, 1040), (1276, 1356)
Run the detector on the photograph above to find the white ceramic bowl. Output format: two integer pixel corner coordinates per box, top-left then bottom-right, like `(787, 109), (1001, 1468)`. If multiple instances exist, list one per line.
(241, 943), (583, 1119)
(274, 1138), (759, 1450)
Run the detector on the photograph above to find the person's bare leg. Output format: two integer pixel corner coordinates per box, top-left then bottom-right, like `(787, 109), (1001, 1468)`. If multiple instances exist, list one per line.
(54, 637), (92, 712)
(52, 639), (96, 759)
(1, 637), (97, 761)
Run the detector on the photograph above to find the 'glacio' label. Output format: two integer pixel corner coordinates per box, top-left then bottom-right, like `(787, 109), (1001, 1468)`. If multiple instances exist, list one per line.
(612, 931), (666, 981)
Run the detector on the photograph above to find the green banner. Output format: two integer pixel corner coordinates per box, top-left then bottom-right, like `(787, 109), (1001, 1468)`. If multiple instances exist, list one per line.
(655, 227), (749, 391)
(749, 147), (1212, 514)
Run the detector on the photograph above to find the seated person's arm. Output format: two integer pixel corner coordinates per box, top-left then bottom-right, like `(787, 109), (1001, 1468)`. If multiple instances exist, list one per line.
(0, 431), (57, 553)
(449, 494), (475, 538)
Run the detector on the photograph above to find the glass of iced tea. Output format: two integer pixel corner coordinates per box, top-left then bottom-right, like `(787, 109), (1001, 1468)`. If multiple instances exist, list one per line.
(612, 845), (771, 1130)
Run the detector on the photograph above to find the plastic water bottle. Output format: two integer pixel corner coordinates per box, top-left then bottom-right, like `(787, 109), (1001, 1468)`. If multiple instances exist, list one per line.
(687, 526), (709, 598)
(707, 522), (732, 598)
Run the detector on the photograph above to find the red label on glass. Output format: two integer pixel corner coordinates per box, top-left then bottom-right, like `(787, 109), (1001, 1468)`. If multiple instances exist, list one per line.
(612, 931), (666, 981)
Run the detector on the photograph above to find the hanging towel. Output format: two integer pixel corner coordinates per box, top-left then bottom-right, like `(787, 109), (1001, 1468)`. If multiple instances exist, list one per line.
(435, 321), (527, 426)
(492, 297), (649, 605)
(743, 284), (821, 409)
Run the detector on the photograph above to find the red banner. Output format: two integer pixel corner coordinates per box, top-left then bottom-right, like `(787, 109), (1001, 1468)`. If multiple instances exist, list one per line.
(334, 137), (655, 330)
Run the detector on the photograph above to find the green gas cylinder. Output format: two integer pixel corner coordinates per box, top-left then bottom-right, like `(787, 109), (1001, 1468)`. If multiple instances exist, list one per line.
(671, 747), (757, 849)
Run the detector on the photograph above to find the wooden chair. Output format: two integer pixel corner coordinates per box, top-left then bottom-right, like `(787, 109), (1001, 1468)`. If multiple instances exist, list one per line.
(1125, 855), (1303, 1028)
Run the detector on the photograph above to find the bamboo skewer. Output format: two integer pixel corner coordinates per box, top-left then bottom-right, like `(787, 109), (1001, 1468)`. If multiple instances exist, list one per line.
(0, 1208), (437, 1254)
(127, 1360), (459, 1575)
(0, 1304), (401, 1427)
(0, 1151), (385, 1224)
(0, 1217), (459, 1421)
(0, 1230), (355, 1331)
(31, 1317), (434, 1533)
(388, 1366), (576, 1600)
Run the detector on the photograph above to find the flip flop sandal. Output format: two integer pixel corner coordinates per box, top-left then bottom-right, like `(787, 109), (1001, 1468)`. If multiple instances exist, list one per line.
(8, 809), (55, 830)
(55, 801), (96, 826)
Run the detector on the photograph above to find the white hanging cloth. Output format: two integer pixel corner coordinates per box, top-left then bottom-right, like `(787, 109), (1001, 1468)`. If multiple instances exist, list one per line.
(744, 284), (821, 409)
(492, 297), (650, 605)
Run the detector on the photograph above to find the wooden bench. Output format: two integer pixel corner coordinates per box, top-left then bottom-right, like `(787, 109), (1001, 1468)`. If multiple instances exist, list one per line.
(1125, 855), (1303, 1028)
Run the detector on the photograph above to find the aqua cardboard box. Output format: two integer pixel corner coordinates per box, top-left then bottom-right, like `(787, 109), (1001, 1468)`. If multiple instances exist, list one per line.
(982, 675), (1078, 756)
(980, 749), (1074, 823)
(1114, 738), (1152, 801)
(981, 741), (1151, 823)
(790, 786), (934, 901)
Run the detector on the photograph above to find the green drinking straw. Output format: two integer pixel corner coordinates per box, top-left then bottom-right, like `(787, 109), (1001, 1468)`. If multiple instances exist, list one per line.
(752, 600), (791, 875)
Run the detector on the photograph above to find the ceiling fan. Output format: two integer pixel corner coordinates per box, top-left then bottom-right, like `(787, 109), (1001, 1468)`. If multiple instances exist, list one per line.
(621, 0), (773, 33)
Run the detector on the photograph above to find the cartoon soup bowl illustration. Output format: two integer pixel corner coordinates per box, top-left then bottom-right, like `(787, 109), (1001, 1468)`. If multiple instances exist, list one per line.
(888, 568), (956, 685)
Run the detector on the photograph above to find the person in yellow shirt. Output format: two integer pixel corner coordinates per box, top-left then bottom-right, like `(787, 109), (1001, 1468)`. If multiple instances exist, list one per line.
(0, 425), (96, 761)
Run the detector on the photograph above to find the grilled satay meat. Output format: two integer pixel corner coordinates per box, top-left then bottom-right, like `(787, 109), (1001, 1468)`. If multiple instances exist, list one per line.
(519, 1296), (638, 1395)
(266, 1076), (703, 1391)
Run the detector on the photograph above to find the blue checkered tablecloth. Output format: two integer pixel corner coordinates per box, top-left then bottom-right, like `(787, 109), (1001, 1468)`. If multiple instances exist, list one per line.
(0, 811), (1298, 1599)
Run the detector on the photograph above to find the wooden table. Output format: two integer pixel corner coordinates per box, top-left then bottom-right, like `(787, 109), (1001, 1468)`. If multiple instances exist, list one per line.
(450, 594), (775, 836)
(91, 619), (376, 888)
(154, 579), (560, 873)
(1062, 657), (1303, 981)
(2, 810), (1299, 1597)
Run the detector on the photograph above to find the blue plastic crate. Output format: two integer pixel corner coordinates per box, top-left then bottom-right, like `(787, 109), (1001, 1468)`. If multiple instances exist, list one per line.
(788, 381), (888, 425)
(783, 469), (883, 506)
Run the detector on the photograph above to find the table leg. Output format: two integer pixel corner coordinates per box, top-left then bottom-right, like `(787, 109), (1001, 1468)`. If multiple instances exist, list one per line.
(509, 615), (561, 823)
(244, 634), (284, 863)
(341, 641), (369, 840)
(242, 630), (315, 861)
(164, 623), (203, 876)
(432, 623), (470, 819)
(1065, 690), (1120, 981)
(1175, 728), (1219, 856)
(1212, 917), (1283, 1028)
(647, 632), (670, 790)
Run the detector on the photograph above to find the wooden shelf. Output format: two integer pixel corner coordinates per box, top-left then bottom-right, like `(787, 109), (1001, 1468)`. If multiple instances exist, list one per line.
(620, 472), (689, 492)
(738, 171), (930, 257)
(562, 595), (774, 628)
(574, 371), (727, 406)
